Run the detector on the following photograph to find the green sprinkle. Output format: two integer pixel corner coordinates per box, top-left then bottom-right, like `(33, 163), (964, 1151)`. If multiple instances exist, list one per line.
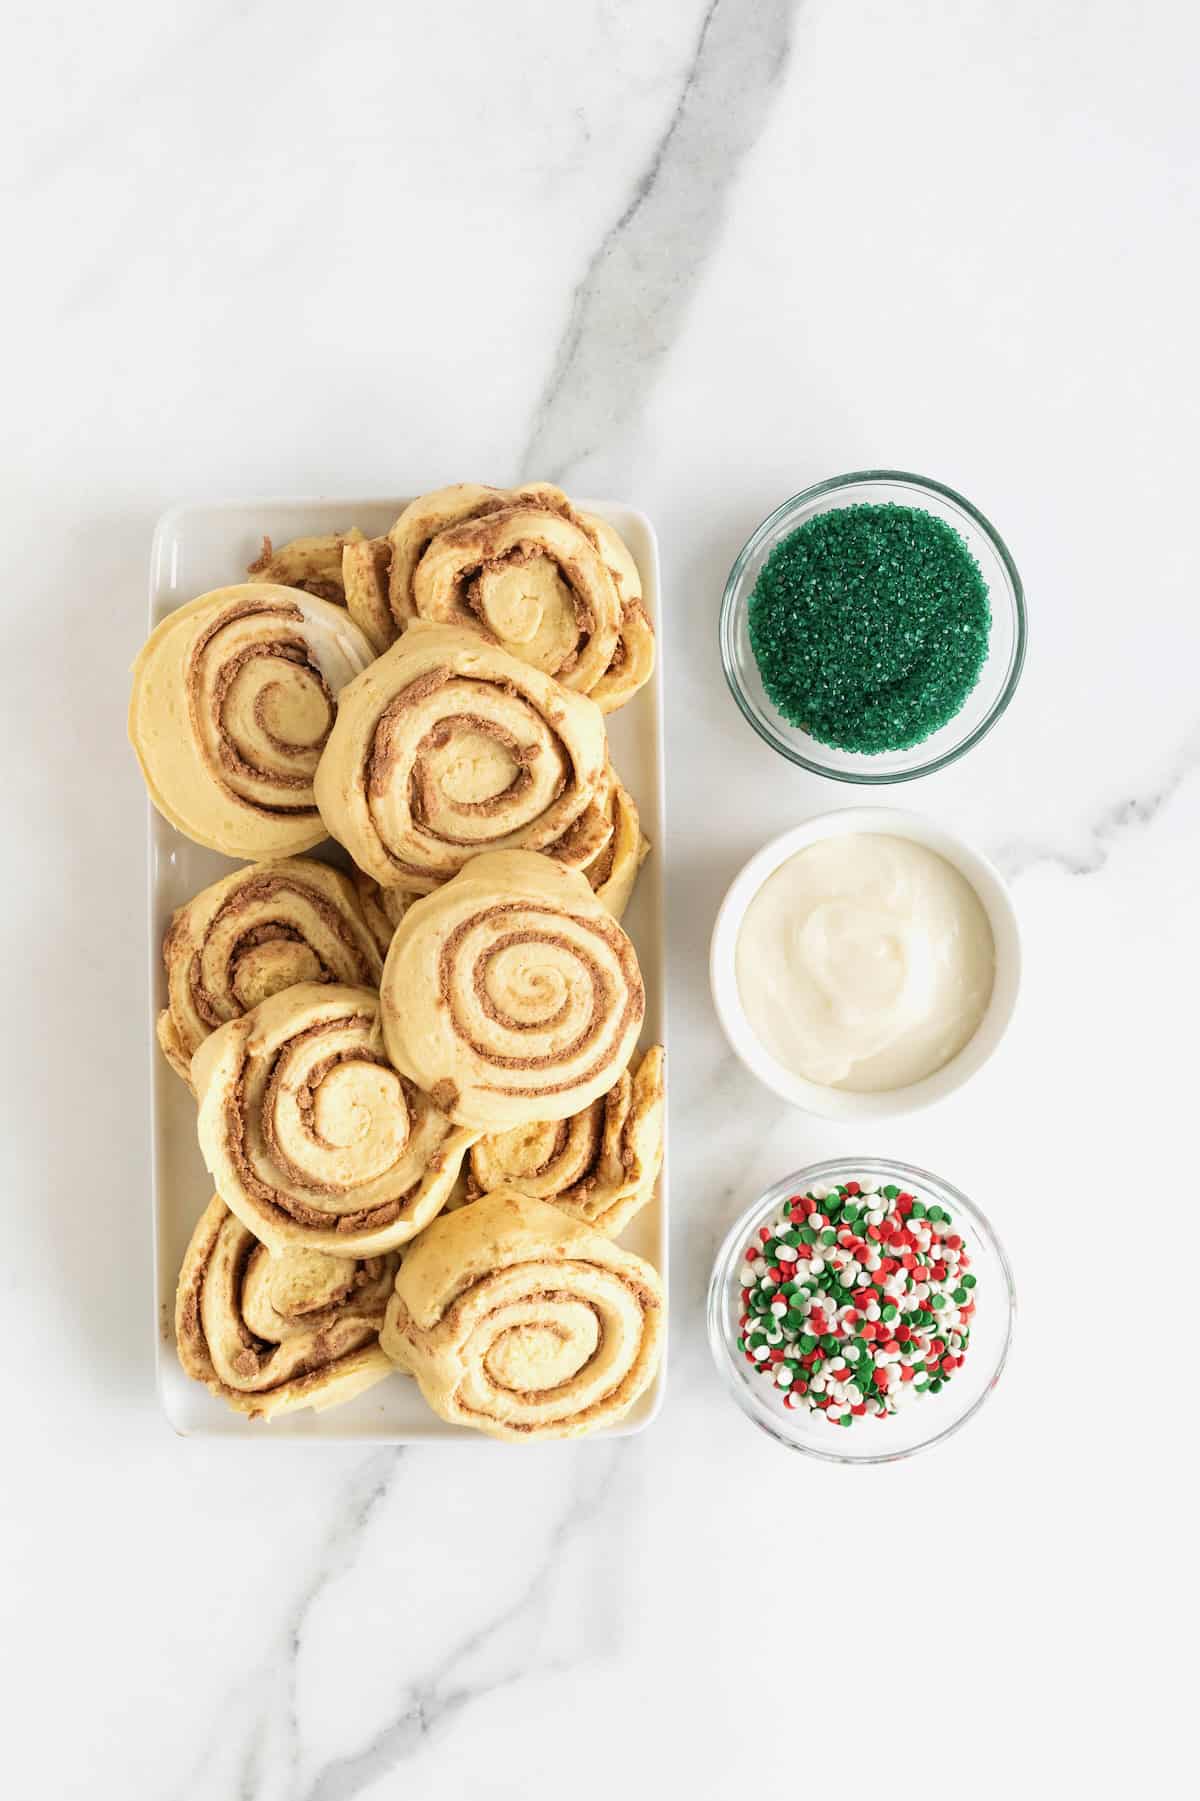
(746, 503), (991, 754)
(799, 1334), (818, 1353)
(798, 1226), (817, 1245)
(820, 1228), (837, 1246)
(962, 1273), (977, 1288)
(883, 1184), (899, 1199)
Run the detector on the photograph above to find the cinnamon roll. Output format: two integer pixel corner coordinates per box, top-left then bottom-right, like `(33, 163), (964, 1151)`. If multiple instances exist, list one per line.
(379, 849), (645, 1131)
(342, 482), (572, 648)
(312, 622), (609, 892)
(467, 1045), (664, 1237)
(580, 512), (656, 714)
(194, 981), (476, 1256)
(380, 1188), (664, 1439)
(411, 499), (623, 699)
(575, 771), (650, 919)
(247, 529), (366, 606)
(176, 1194), (396, 1419)
(157, 858), (383, 1085)
(339, 484), (655, 712)
(129, 584), (375, 858)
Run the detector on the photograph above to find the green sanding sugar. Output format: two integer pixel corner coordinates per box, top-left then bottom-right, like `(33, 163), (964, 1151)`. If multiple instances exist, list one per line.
(747, 503), (991, 753)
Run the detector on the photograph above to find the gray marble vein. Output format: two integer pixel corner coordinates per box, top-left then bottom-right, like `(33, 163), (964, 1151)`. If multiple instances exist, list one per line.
(172, 1451), (402, 1801)
(520, 0), (798, 482)
(296, 1445), (628, 1801)
(992, 722), (1200, 881)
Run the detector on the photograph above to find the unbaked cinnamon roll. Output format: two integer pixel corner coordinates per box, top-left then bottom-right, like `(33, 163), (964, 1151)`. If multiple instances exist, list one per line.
(194, 981), (476, 1256)
(157, 858), (382, 1085)
(340, 484), (654, 712)
(380, 1188), (664, 1439)
(575, 770), (650, 919)
(247, 529), (367, 605)
(580, 512), (656, 714)
(340, 482), (561, 648)
(129, 584), (375, 858)
(379, 849), (645, 1131)
(411, 498), (624, 698)
(313, 622), (609, 892)
(467, 1045), (664, 1237)
(176, 1195), (396, 1419)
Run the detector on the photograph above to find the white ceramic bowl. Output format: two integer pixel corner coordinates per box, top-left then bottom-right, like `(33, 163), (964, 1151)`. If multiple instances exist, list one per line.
(709, 807), (1021, 1120)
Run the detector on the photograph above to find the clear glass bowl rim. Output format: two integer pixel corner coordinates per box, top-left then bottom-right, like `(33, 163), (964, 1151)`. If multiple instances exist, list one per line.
(719, 469), (1029, 782)
(706, 1155), (1017, 1465)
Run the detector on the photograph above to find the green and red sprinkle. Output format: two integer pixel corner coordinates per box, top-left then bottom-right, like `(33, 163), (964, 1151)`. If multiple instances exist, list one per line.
(736, 1178), (976, 1426)
(747, 502), (991, 754)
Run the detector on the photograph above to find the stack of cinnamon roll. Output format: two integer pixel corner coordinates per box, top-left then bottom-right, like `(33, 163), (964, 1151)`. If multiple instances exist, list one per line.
(129, 484), (665, 1440)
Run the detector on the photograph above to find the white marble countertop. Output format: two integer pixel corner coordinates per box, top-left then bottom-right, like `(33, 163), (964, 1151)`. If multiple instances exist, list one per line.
(4, 1), (1192, 1794)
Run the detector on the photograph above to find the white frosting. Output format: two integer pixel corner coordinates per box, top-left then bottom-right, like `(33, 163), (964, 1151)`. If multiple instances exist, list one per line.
(735, 835), (995, 1092)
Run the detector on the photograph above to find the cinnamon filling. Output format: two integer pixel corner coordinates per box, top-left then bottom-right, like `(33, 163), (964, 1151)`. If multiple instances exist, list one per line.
(436, 902), (644, 1098)
(183, 872), (376, 1029)
(223, 1015), (417, 1233)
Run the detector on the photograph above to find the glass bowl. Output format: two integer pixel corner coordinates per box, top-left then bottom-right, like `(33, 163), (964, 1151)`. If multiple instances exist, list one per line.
(719, 471), (1027, 782)
(707, 1157), (1015, 1463)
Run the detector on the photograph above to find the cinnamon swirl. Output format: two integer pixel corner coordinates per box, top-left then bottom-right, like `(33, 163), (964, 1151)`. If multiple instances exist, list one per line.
(467, 1045), (664, 1237)
(194, 981), (476, 1256)
(379, 849), (645, 1131)
(129, 584), (375, 858)
(157, 858), (382, 1085)
(380, 1188), (664, 1439)
(176, 1194), (396, 1419)
(312, 622), (609, 892)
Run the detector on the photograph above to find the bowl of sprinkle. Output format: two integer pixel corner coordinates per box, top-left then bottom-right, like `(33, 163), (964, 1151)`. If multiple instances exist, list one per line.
(707, 1158), (1015, 1463)
(720, 471), (1026, 782)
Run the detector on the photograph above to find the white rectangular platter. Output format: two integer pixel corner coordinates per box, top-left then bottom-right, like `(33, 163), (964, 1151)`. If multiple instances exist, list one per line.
(148, 497), (667, 1439)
